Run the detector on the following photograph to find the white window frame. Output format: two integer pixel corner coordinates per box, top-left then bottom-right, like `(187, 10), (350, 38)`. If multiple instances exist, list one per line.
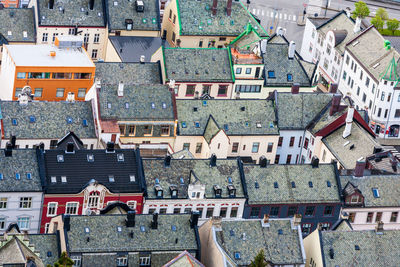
(127, 201), (137, 210)
(65, 202), (79, 215)
(0, 197), (7, 209)
(71, 256), (82, 267)
(94, 33), (100, 43)
(88, 192), (100, 208)
(47, 202), (58, 217)
(45, 223), (50, 233)
(19, 197), (32, 209)
(116, 256), (128, 266)
(17, 217), (30, 230)
(139, 255), (151, 266)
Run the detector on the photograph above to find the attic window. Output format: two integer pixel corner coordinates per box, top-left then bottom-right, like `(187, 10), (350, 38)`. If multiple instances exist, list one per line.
(287, 74), (293, 82)
(117, 154), (124, 162)
(268, 71), (275, 78)
(83, 119), (88, 127)
(0, 174), (3, 180)
(181, 122), (187, 128)
(15, 173), (20, 180)
(291, 181), (296, 188)
(202, 100), (207, 106)
(278, 229), (283, 235)
(228, 177), (233, 184)
(234, 252), (241, 260)
(130, 175), (136, 182)
(224, 124), (229, 131)
(152, 18), (157, 24)
(355, 245), (360, 250)
(256, 122), (262, 128)
(57, 155), (64, 162)
(308, 181), (313, 188)
(109, 175), (115, 182)
(26, 173), (32, 180)
(12, 119), (18, 126)
(327, 181), (332, 187)
(372, 188), (380, 198)
(61, 176), (67, 183)
(255, 181), (259, 188)
(66, 117), (73, 124)
(51, 176), (57, 183)
(80, 7), (85, 12)
(373, 63), (380, 69)
(273, 182), (278, 188)
(194, 121), (200, 128)
(87, 154), (94, 162)
(23, 31), (27, 38)
(27, 115), (36, 123)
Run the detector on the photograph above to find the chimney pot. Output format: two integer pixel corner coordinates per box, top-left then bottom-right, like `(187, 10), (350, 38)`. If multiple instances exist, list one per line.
(48, 0), (54, 9)
(106, 142), (115, 153)
(10, 136), (16, 149)
(66, 142), (75, 153)
(354, 159), (366, 177)
(126, 210), (136, 227)
(89, 0), (94, 10)
(164, 155), (171, 167)
(211, 0), (218, 16)
(311, 156), (319, 167)
(291, 83), (300, 94)
(259, 156), (268, 168)
(329, 83), (338, 94)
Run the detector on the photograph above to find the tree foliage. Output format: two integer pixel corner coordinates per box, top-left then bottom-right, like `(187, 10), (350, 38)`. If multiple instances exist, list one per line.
(249, 249), (267, 267)
(376, 8), (389, 21)
(352, 1), (370, 19)
(387, 19), (400, 34)
(51, 252), (74, 267)
(371, 15), (384, 30)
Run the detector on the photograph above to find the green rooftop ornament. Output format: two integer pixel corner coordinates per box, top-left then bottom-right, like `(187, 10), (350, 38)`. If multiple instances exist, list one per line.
(384, 40), (391, 50)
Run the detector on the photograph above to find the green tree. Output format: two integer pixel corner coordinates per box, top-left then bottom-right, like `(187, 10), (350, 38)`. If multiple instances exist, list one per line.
(376, 8), (389, 21)
(371, 15), (384, 30)
(352, 1), (370, 19)
(387, 18), (400, 34)
(250, 249), (267, 267)
(53, 252), (74, 267)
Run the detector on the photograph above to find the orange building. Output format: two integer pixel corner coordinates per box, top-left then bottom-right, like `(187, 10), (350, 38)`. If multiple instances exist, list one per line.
(0, 36), (95, 101)
(0, 0), (19, 8)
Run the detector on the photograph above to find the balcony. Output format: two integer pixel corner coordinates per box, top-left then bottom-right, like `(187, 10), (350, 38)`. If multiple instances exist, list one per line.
(231, 48), (263, 65)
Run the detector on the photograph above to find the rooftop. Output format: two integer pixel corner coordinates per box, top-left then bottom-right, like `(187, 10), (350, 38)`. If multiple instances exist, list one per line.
(95, 62), (162, 85)
(42, 148), (142, 194)
(163, 250), (204, 267)
(320, 229), (400, 267)
(0, 8), (35, 43)
(176, 99), (278, 136)
(106, 0), (160, 31)
(163, 48), (233, 82)
(5, 44), (95, 67)
(215, 219), (304, 265)
(0, 149), (41, 192)
(243, 163), (340, 205)
(177, 0), (267, 36)
(142, 158), (245, 199)
(0, 101), (96, 139)
(340, 174), (400, 207)
(37, 0), (106, 27)
(98, 84), (174, 121)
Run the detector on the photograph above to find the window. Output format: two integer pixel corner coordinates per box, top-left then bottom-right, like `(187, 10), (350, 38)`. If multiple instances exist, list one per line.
(77, 88), (86, 98)
(390, 212), (398, 222)
(230, 207), (238, 218)
(362, 93), (366, 103)
(395, 109), (400, 118)
(47, 202), (57, 217)
(250, 207), (260, 218)
(0, 218), (5, 230)
(323, 58), (329, 70)
(52, 73), (71, 79)
(0, 198), (7, 209)
(381, 92), (385, 101)
(42, 32), (48, 42)
(384, 109), (388, 119)
(267, 142), (273, 153)
(20, 197), (32, 209)
(94, 33), (100, 43)
(88, 191), (100, 208)
(186, 85), (195, 96)
(220, 207), (227, 218)
(245, 68), (252, 74)
(206, 208), (214, 218)
(305, 206), (315, 217)
(91, 49), (98, 59)
(17, 217), (30, 230)
(195, 143), (202, 153)
(65, 202), (79, 215)
(236, 67), (242, 74)
(17, 72), (26, 79)
(83, 33), (89, 45)
(74, 73), (92, 79)
(169, 10), (172, 19)
(278, 137), (283, 147)
(303, 138), (309, 149)
(366, 212), (373, 223)
(52, 33), (58, 42)
(375, 212), (382, 222)
(365, 77), (370, 87)
(128, 125), (135, 136)
(343, 71), (347, 80)
(252, 142), (260, 153)
(326, 44), (332, 55)
(388, 93), (392, 102)
(183, 143), (190, 151)
(320, 223), (330, 231)
(68, 28), (76, 35)
(34, 88), (43, 98)
(139, 255), (151, 266)
(232, 142), (239, 153)
(172, 32), (176, 42)
(274, 154), (280, 164)
(268, 71), (275, 78)
(218, 85), (228, 96)
(323, 206), (333, 216)
(309, 42), (313, 53)
(199, 40), (203, 47)
(356, 86), (360, 96)
(173, 208), (180, 214)
(235, 85), (261, 93)
(302, 223), (312, 235)
(349, 212), (356, 223)
(29, 72), (50, 79)
(116, 256), (128, 266)
(377, 108), (382, 117)
(287, 206), (297, 217)
(56, 88), (65, 98)
(286, 154), (292, 164)
(346, 55), (350, 65)
(269, 207), (279, 217)
(161, 125), (170, 136)
(71, 256), (81, 267)
(143, 125), (152, 135)
(127, 201), (136, 210)
(202, 84), (211, 95)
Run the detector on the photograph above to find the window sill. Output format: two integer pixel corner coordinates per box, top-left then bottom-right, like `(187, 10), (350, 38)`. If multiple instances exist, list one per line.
(217, 95), (227, 97)
(185, 94), (194, 97)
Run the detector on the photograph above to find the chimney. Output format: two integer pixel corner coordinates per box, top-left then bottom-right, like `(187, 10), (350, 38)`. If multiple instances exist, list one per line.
(354, 159), (366, 177)
(23, 230), (29, 241)
(151, 213), (158, 229)
(329, 83), (338, 94)
(259, 156), (268, 168)
(168, 79), (176, 90)
(5, 142), (12, 157)
(293, 214), (302, 227)
(10, 136), (16, 149)
(261, 214), (270, 228)
(211, 0), (218, 16)
(345, 7), (351, 18)
(226, 0), (232, 16)
(50, 51), (56, 57)
(190, 211), (200, 228)
(329, 94), (341, 116)
(48, 0), (54, 9)
(39, 142), (45, 152)
(276, 27), (285, 36)
(106, 142), (115, 153)
(342, 106), (354, 138)
(66, 92), (75, 103)
(354, 17), (361, 33)
(210, 154), (217, 167)
(340, 211), (349, 220)
(140, 55), (145, 64)
(291, 83), (300, 94)
(311, 156), (319, 168)
(66, 142), (75, 153)
(18, 93), (29, 106)
(118, 82), (124, 97)
(164, 155), (171, 167)
(126, 210), (136, 227)
(376, 221), (384, 234)
(89, 0), (94, 10)
(288, 41), (296, 59)
(64, 215), (70, 231)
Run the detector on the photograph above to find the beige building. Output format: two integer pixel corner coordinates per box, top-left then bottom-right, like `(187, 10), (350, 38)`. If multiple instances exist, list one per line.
(161, 0), (267, 48)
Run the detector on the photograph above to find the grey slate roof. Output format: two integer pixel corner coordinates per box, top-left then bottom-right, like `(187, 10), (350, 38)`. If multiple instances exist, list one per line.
(0, 101), (96, 139)
(65, 214), (198, 253)
(0, 8), (35, 43)
(143, 158), (245, 199)
(177, 99), (278, 136)
(216, 219), (304, 265)
(0, 149), (42, 192)
(340, 175), (400, 207)
(106, 0), (160, 31)
(244, 164), (340, 205)
(163, 48), (233, 82)
(320, 230), (400, 267)
(98, 84), (174, 120)
(275, 92), (333, 129)
(385, 36), (400, 54)
(308, 102), (347, 135)
(109, 36), (168, 62)
(263, 35), (315, 87)
(37, 0), (106, 26)
(308, 17), (330, 28)
(28, 234), (59, 266)
(177, 0), (267, 36)
(95, 62), (162, 85)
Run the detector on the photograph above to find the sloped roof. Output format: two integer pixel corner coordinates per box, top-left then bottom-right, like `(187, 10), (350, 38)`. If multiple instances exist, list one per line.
(380, 56), (400, 82)
(0, 8), (35, 43)
(163, 250), (204, 267)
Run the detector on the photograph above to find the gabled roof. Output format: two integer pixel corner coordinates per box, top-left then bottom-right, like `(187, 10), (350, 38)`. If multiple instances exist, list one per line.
(230, 22), (263, 49)
(163, 250), (205, 267)
(56, 131), (85, 150)
(0, 8), (35, 43)
(203, 115), (221, 144)
(0, 236), (40, 265)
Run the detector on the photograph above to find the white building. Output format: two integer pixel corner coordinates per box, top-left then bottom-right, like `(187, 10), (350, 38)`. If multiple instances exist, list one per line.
(0, 148), (43, 234)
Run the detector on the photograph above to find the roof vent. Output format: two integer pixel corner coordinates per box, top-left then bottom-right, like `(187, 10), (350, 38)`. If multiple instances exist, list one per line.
(140, 55), (145, 63)
(135, 0), (144, 12)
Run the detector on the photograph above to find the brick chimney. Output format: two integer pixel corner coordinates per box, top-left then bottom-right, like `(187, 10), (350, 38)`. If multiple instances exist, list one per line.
(329, 94), (341, 116)
(354, 159), (366, 177)
(211, 0), (218, 16)
(226, 0), (232, 16)
(291, 83), (300, 94)
(329, 83), (338, 94)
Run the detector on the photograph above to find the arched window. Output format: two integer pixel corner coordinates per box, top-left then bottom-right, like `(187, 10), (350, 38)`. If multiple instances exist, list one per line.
(88, 191), (100, 208)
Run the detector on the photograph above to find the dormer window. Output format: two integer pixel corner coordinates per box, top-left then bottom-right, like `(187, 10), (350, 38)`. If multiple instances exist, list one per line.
(125, 19), (133, 30)
(372, 188), (380, 198)
(227, 185), (236, 197)
(170, 186), (178, 198)
(213, 185), (222, 198)
(155, 185), (163, 198)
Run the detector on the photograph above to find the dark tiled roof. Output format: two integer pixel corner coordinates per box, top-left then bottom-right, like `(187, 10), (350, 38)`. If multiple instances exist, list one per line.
(177, 0), (267, 36)
(244, 164), (340, 205)
(28, 234), (59, 266)
(95, 62), (162, 85)
(176, 99), (278, 136)
(108, 36), (168, 63)
(263, 35), (314, 87)
(106, 0), (160, 31)
(43, 149), (142, 194)
(0, 101), (96, 139)
(276, 92), (333, 129)
(308, 17), (330, 28)
(163, 48), (233, 82)
(332, 30), (347, 46)
(340, 175), (400, 207)
(143, 158), (245, 199)
(0, 149), (42, 192)
(216, 219), (304, 265)
(37, 0), (106, 26)
(0, 8), (35, 43)
(98, 84), (174, 120)
(66, 214), (198, 253)
(320, 230), (400, 267)
(385, 36), (400, 54)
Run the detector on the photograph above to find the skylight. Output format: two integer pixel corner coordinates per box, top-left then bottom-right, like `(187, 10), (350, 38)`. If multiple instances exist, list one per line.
(66, 117), (73, 124)
(373, 63), (380, 69)
(0, 173), (3, 180)
(15, 173), (20, 180)
(107, 102), (112, 109)
(202, 100), (207, 106)
(84, 227), (90, 233)
(287, 74), (293, 82)
(117, 154), (124, 162)
(372, 188), (380, 198)
(181, 122), (187, 128)
(327, 181), (332, 187)
(255, 181), (259, 188)
(12, 119), (17, 126)
(256, 122), (262, 128)
(51, 176), (56, 183)
(130, 175), (136, 182)
(224, 124), (229, 131)
(180, 177), (184, 185)
(57, 155), (64, 162)
(234, 252), (241, 260)
(109, 175), (115, 182)
(87, 154), (94, 162)
(278, 229), (283, 235)
(228, 177), (233, 184)
(171, 225), (177, 231)
(155, 178), (160, 184)
(308, 181), (313, 188)
(268, 71), (275, 78)
(29, 116), (36, 123)
(61, 176), (67, 183)
(291, 181), (296, 188)
(274, 182), (279, 188)
(82, 119), (88, 127)
(194, 121), (200, 128)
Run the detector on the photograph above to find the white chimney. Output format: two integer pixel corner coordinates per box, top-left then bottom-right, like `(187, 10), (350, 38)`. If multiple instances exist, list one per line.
(260, 39), (267, 54)
(276, 26), (284, 36)
(345, 8), (351, 18)
(66, 92), (75, 102)
(18, 93), (29, 106)
(342, 106), (355, 138)
(140, 55), (145, 63)
(288, 41), (296, 59)
(168, 79), (176, 89)
(354, 17), (361, 33)
(118, 82), (124, 97)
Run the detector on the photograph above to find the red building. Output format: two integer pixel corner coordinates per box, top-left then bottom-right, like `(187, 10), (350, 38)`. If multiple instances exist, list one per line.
(38, 136), (145, 233)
